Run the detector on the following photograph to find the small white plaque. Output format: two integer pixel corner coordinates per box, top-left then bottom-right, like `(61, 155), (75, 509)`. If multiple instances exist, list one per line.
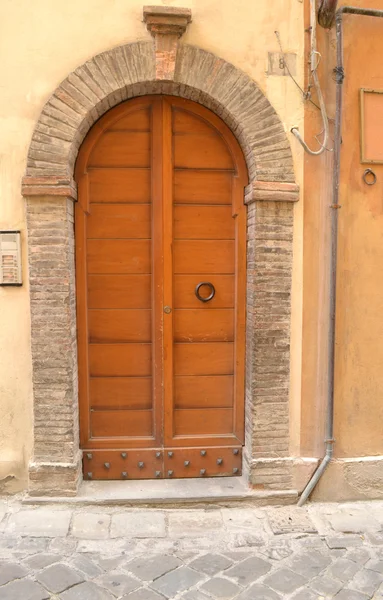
(0, 231), (22, 285)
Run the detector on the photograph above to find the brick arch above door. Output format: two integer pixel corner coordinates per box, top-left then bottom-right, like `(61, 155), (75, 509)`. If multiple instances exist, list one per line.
(22, 38), (300, 497)
(22, 41), (296, 190)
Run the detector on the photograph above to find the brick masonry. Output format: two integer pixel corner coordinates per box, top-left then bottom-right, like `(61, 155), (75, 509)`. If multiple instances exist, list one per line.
(26, 197), (81, 496)
(22, 21), (299, 495)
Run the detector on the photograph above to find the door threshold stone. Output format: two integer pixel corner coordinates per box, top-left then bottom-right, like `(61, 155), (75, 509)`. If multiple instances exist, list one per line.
(22, 477), (298, 507)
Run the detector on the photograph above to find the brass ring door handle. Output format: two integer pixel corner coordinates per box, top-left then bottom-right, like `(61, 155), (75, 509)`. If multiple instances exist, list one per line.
(195, 282), (215, 303)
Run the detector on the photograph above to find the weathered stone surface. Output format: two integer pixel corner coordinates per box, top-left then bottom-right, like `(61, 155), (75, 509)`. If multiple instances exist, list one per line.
(97, 556), (126, 572)
(181, 592), (210, 600)
(310, 573), (343, 595)
(231, 533), (265, 548)
(18, 538), (49, 553)
(263, 568), (307, 594)
(267, 507), (317, 534)
(349, 568), (383, 596)
(225, 556), (272, 586)
(0, 579), (49, 600)
(334, 590), (370, 600)
(23, 553), (61, 570)
(122, 589), (167, 600)
(150, 566), (203, 597)
(329, 510), (381, 533)
(327, 557), (360, 582)
(50, 537), (77, 554)
(36, 563), (84, 593)
(289, 590), (318, 600)
(168, 511), (223, 537)
(347, 548), (371, 564)
(0, 562), (27, 585)
(223, 552), (253, 563)
(72, 513), (110, 540)
(2, 502), (383, 600)
(366, 533), (383, 545)
(60, 581), (115, 600)
(189, 554), (233, 576)
(6, 509), (72, 537)
(287, 550), (331, 578)
(326, 535), (364, 549)
(365, 558), (383, 573)
(221, 508), (264, 531)
(111, 512), (166, 539)
(127, 554), (181, 581)
(236, 584), (280, 600)
(200, 576), (242, 599)
(97, 573), (139, 596)
(70, 554), (103, 578)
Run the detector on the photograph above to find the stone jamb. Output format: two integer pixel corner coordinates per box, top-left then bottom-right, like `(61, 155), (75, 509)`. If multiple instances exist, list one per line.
(23, 26), (300, 496)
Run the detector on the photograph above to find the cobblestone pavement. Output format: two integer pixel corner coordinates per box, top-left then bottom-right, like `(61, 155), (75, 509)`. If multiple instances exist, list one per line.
(1, 499), (383, 599)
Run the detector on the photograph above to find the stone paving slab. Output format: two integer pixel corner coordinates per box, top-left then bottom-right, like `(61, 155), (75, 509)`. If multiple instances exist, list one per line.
(6, 509), (72, 537)
(127, 553), (181, 581)
(200, 576), (242, 599)
(36, 563), (84, 593)
(267, 506), (318, 535)
(72, 513), (110, 540)
(168, 510), (223, 537)
(0, 579), (50, 600)
(0, 499), (382, 599)
(150, 566), (204, 597)
(110, 512), (166, 539)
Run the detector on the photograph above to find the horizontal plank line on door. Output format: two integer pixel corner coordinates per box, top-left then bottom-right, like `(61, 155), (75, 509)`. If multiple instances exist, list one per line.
(172, 131), (225, 138)
(88, 273), (151, 277)
(90, 166), (151, 170)
(90, 376), (152, 379)
(87, 272), (152, 275)
(175, 372), (234, 377)
(172, 434), (236, 440)
(89, 203), (151, 206)
(106, 129), (150, 133)
(88, 167), (151, 171)
(89, 343), (151, 346)
(174, 272), (235, 276)
(175, 344), (234, 347)
(173, 203), (233, 207)
(88, 308), (152, 311)
(174, 168), (235, 173)
(88, 437), (155, 441)
(90, 375), (153, 379)
(90, 407), (153, 412)
(86, 238), (152, 241)
(173, 238), (235, 241)
(173, 405), (233, 410)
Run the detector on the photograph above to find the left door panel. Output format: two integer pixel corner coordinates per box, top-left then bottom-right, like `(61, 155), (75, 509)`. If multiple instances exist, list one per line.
(75, 98), (159, 457)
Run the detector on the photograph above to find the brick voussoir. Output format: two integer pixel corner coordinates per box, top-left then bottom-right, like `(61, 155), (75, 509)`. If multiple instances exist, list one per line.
(93, 55), (123, 99)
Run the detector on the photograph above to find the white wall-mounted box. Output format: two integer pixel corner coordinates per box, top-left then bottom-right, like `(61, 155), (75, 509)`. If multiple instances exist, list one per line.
(0, 231), (22, 286)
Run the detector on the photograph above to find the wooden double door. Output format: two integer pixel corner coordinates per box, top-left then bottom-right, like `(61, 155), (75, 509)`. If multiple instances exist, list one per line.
(75, 96), (248, 480)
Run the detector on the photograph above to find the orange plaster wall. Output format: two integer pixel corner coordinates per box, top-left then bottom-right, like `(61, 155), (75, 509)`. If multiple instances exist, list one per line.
(301, 0), (383, 459)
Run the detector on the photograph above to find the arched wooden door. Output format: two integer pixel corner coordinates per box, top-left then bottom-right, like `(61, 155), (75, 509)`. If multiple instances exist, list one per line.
(75, 96), (248, 480)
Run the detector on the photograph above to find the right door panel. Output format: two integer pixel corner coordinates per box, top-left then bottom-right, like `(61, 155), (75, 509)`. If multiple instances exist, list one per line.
(164, 98), (248, 456)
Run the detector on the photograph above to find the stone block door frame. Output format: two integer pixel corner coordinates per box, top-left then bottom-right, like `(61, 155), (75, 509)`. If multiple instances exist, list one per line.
(22, 13), (299, 496)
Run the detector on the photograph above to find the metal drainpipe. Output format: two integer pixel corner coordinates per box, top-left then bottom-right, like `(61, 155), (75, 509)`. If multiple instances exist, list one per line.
(298, 5), (383, 506)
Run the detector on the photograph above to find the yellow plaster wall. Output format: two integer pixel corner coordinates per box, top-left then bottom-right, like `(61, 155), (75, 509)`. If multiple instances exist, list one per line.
(0, 0), (304, 489)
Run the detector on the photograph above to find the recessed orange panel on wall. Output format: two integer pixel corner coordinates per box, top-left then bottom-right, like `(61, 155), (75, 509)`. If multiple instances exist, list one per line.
(360, 88), (383, 164)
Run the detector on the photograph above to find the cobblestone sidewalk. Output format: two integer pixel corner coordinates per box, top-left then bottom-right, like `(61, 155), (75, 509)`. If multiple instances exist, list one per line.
(1, 499), (383, 599)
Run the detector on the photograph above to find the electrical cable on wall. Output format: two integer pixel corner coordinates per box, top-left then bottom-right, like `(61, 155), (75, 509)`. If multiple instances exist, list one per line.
(287, 0), (331, 155)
